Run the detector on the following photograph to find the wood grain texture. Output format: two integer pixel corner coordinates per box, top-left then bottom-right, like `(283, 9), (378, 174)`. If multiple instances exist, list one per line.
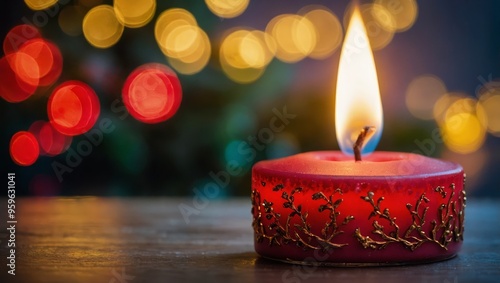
(1, 198), (499, 283)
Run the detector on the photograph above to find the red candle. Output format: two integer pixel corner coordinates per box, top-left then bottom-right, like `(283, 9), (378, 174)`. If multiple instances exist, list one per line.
(251, 7), (465, 266)
(252, 151), (465, 265)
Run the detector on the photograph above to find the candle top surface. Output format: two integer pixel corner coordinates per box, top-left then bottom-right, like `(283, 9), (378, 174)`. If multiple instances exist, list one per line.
(254, 151), (462, 179)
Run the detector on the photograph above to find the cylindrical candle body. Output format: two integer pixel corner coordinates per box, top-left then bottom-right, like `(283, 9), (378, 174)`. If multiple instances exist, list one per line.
(251, 151), (465, 265)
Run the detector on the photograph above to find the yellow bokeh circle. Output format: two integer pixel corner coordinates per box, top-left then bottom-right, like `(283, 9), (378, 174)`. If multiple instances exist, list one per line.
(405, 75), (447, 120)
(83, 5), (124, 48)
(220, 28), (274, 83)
(167, 27), (211, 75)
(164, 24), (202, 60)
(441, 98), (487, 154)
(266, 14), (317, 63)
(204, 0), (249, 19)
(220, 61), (266, 84)
(155, 9), (198, 56)
(479, 92), (500, 136)
(433, 92), (466, 124)
(220, 29), (275, 70)
(375, 0), (418, 32)
(300, 6), (343, 59)
(114, 0), (156, 28)
(25, 0), (58, 11)
(154, 8), (211, 75)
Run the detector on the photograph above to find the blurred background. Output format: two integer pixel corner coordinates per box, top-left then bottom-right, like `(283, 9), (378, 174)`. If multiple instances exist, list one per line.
(1, 0), (499, 197)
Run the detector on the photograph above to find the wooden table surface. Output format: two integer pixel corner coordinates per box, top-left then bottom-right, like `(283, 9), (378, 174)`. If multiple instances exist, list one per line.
(1, 197), (499, 283)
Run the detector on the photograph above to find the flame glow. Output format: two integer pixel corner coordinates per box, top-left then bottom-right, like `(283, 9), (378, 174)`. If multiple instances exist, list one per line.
(335, 6), (383, 156)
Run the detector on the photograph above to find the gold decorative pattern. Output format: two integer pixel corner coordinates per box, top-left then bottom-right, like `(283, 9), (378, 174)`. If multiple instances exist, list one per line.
(251, 186), (353, 251)
(354, 183), (466, 250)
(252, 179), (466, 252)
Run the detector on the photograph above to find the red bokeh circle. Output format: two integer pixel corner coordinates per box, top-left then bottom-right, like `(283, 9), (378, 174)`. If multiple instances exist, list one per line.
(18, 38), (63, 86)
(122, 63), (182, 123)
(0, 54), (38, 102)
(10, 131), (40, 166)
(39, 122), (72, 156)
(48, 81), (101, 136)
(29, 120), (72, 156)
(3, 24), (41, 55)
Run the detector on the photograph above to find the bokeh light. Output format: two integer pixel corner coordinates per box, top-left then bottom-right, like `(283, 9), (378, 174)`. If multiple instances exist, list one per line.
(155, 8), (211, 74)
(442, 112), (485, 154)
(445, 97), (488, 126)
(204, 0), (249, 19)
(220, 62), (265, 84)
(24, 0), (57, 11)
(344, 3), (395, 50)
(28, 120), (46, 139)
(10, 131), (40, 166)
(300, 5), (343, 59)
(83, 5), (124, 48)
(30, 121), (72, 156)
(406, 75), (447, 120)
(3, 24), (41, 55)
(166, 25), (211, 71)
(155, 8), (197, 47)
(221, 29), (274, 69)
(17, 38), (63, 86)
(163, 24), (201, 59)
(114, 0), (156, 28)
(433, 92), (466, 123)
(219, 29), (274, 83)
(58, 5), (86, 36)
(375, 0), (418, 32)
(266, 14), (316, 63)
(166, 44), (210, 75)
(247, 30), (277, 67)
(7, 52), (40, 88)
(122, 64), (182, 123)
(479, 92), (500, 136)
(39, 122), (72, 156)
(0, 54), (38, 102)
(48, 81), (101, 136)
(441, 98), (487, 154)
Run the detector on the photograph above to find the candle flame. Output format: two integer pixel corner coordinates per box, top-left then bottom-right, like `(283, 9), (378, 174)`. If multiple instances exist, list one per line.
(335, 6), (383, 156)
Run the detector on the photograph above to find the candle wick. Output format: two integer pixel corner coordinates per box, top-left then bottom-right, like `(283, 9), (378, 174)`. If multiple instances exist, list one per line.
(353, 126), (376, 162)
